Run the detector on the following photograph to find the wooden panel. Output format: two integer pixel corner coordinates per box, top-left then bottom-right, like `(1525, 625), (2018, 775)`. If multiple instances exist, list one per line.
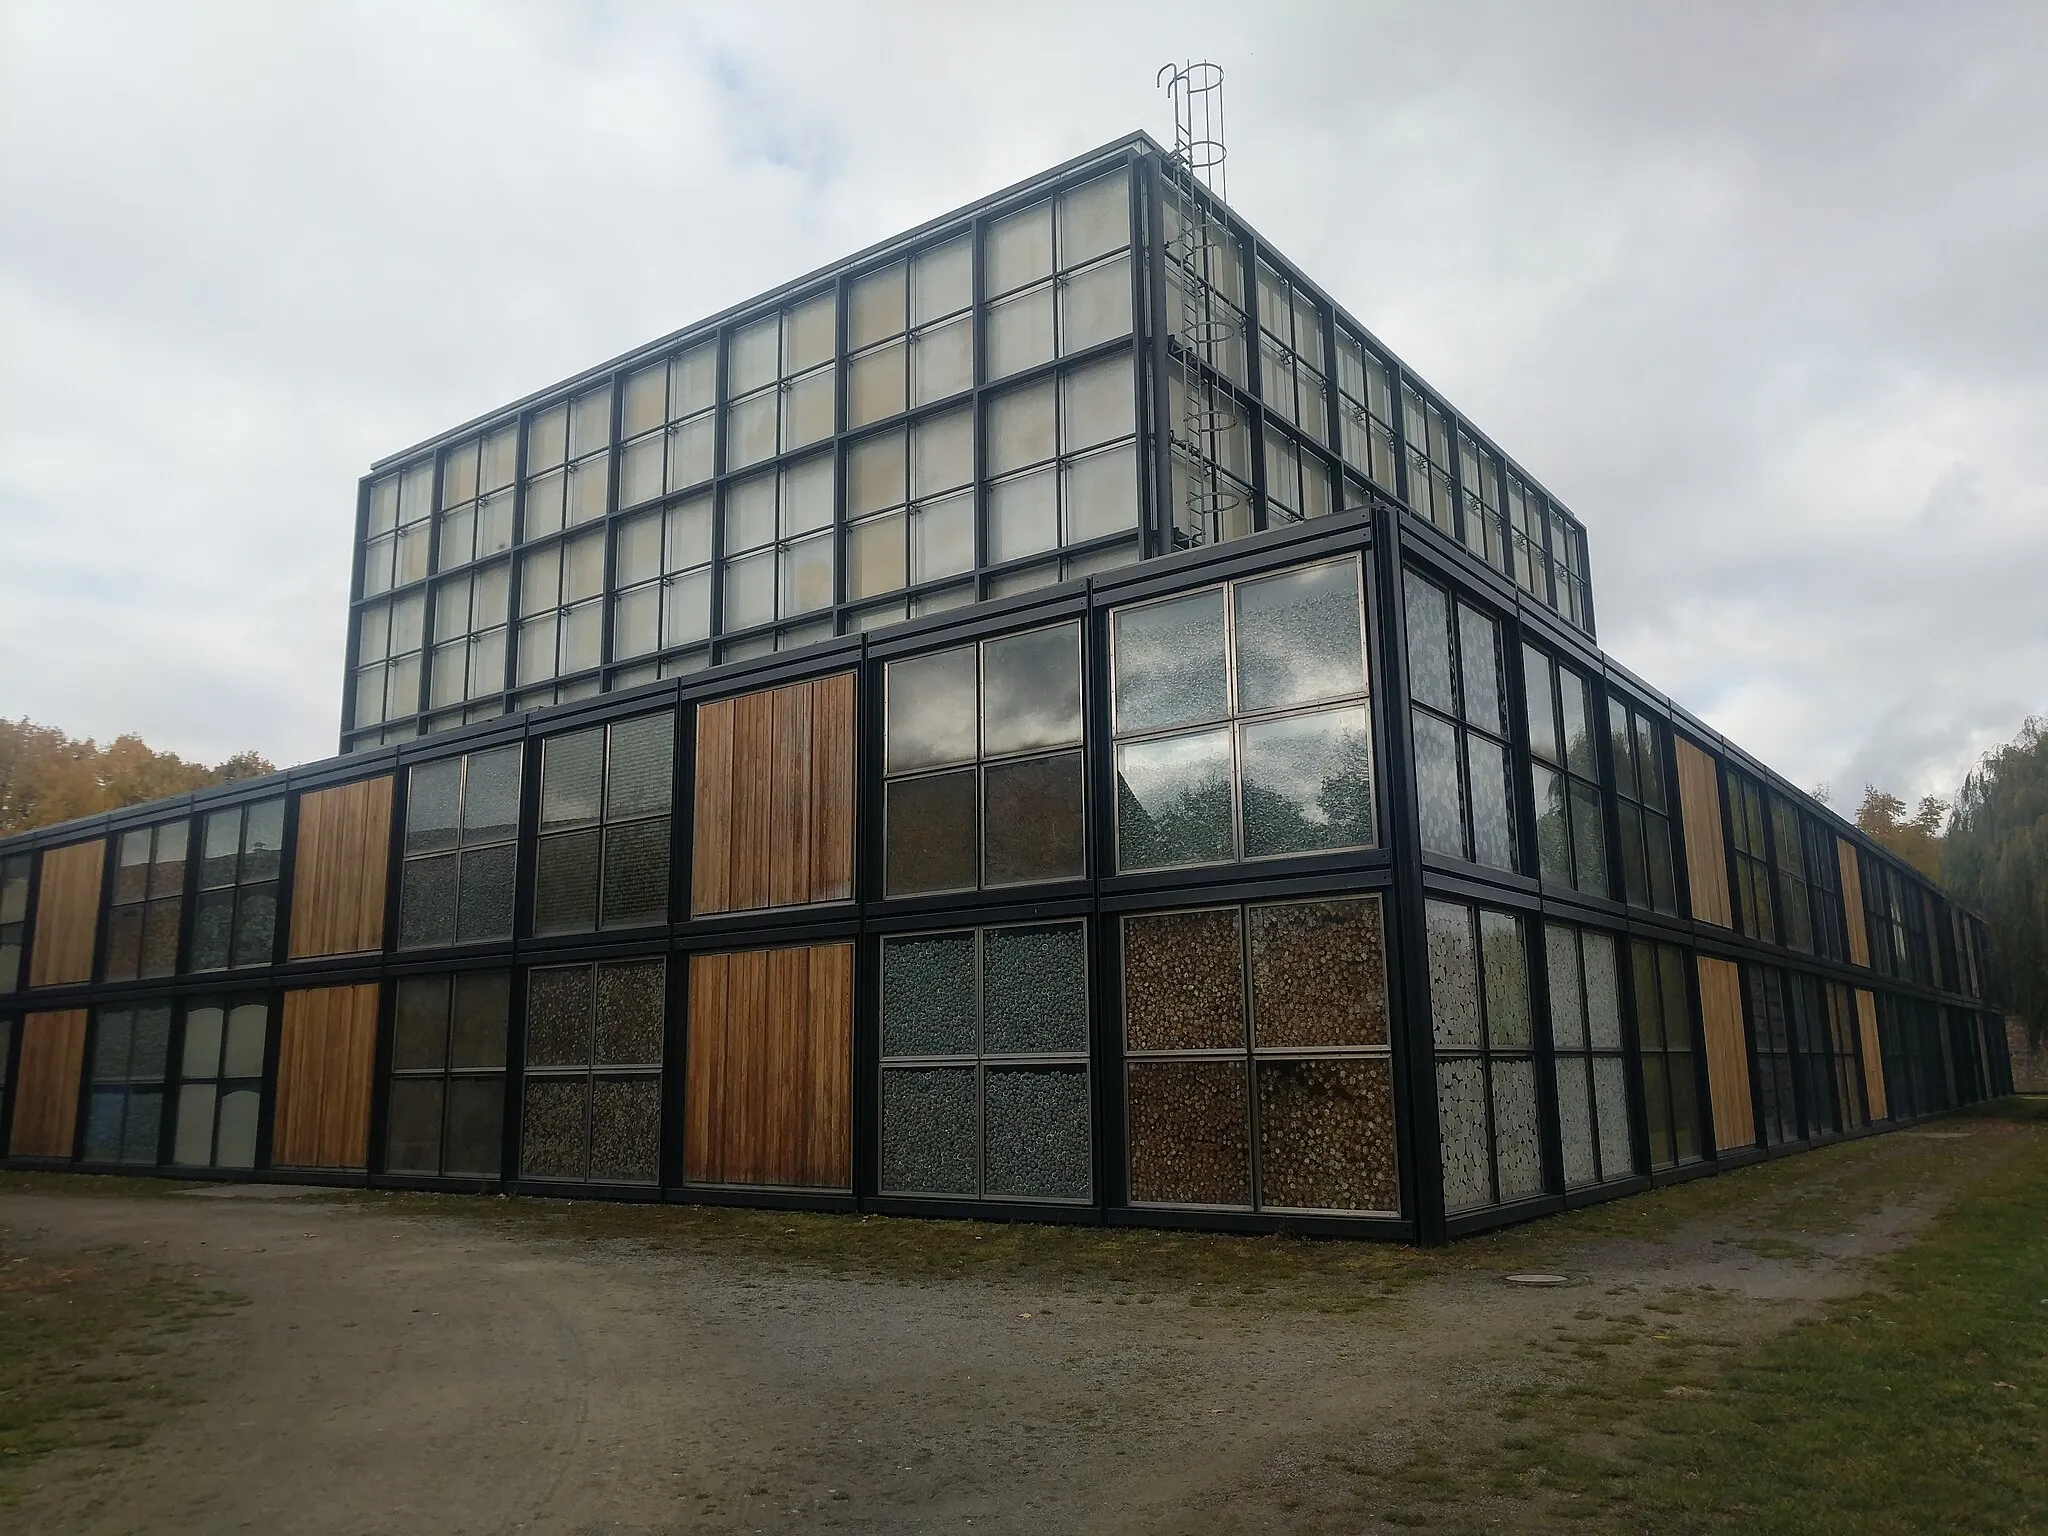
(273, 984), (379, 1169)
(729, 690), (776, 912)
(1839, 839), (1870, 967)
(804, 941), (853, 1187)
(682, 952), (729, 1181)
(29, 840), (104, 987)
(690, 699), (734, 917)
(1673, 738), (1731, 929)
(683, 941), (852, 1189)
(1855, 989), (1888, 1120)
(8, 1010), (87, 1157)
(287, 777), (393, 959)
(1697, 956), (1754, 1153)
(691, 673), (857, 916)
(768, 685), (813, 909)
(809, 672), (856, 903)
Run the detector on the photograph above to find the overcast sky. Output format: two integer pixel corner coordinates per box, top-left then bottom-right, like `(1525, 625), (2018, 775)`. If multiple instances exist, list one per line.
(2, 1), (2043, 810)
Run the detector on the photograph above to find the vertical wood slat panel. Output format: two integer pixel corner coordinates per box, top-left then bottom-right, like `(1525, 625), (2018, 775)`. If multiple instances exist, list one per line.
(690, 699), (735, 917)
(1838, 839), (1870, 967)
(274, 984), (379, 1168)
(29, 841), (104, 987)
(691, 673), (855, 916)
(287, 778), (393, 959)
(727, 949), (771, 1183)
(809, 673), (856, 903)
(7, 1010), (88, 1157)
(683, 953), (729, 1182)
(764, 944), (810, 1182)
(768, 685), (813, 909)
(729, 691), (776, 912)
(1855, 989), (1888, 1120)
(1696, 956), (1755, 1154)
(1673, 739), (1732, 929)
(805, 942), (853, 1187)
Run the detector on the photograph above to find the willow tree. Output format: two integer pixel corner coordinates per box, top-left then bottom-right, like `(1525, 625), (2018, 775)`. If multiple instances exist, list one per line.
(1945, 717), (2048, 1046)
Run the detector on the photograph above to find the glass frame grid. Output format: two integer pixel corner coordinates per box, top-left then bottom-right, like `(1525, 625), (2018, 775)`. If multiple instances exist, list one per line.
(876, 919), (1093, 1205)
(384, 970), (511, 1180)
(189, 797), (285, 974)
(1404, 569), (1516, 873)
(171, 994), (267, 1171)
(1607, 698), (1679, 916)
(101, 821), (187, 983)
(1427, 900), (1543, 1216)
(1543, 921), (1638, 1190)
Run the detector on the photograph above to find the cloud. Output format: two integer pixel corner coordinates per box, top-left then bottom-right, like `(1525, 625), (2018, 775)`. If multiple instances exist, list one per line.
(2, 0), (2044, 803)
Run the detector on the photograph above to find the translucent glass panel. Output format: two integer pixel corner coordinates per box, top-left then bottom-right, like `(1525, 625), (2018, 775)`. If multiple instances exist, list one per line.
(1553, 515), (1592, 633)
(172, 997), (265, 1169)
(189, 798), (283, 972)
(429, 560), (511, 710)
(1505, 471), (1553, 602)
(1428, 900), (1541, 1213)
(524, 386), (613, 541)
(1160, 193), (1248, 387)
(386, 972), (509, 1178)
(1111, 557), (1372, 872)
(726, 290), (837, 473)
(879, 920), (1090, 1201)
(984, 171), (1132, 384)
(1524, 646), (1607, 898)
(1122, 895), (1396, 1214)
(720, 454), (836, 635)
(533, 713), (673, 934)
(1165, 371), (1254, 553)
(611, 494), (711, 666)
(1405, 571), (1514, 872)
(437, 423), (518, 571)
(619, 342), (716, 507)
(102, 821), (186, 982)
(1545, 923), (1634, 1188)
(399, 746), (522, 948)
(520, 958), (664, 1184)
(1611, 700), (1679, 915)
(83, 1003), (172, 1164)
(883, 620), (1085, 896)
(984, 353), (1141, 581)
(354, 589), (427, 730)
(848, 237), (972, 430)
(842, 408), (974, 604)
(1253, 263), (1338, 527)
(362, 459), (434, 598)
(1456, 431), (1507, 576)
(1335, 329), (1399, 496)
(0, 852), (28, 992)
(1634, 938), (1702, 1169)
(517, 528), (606, 687)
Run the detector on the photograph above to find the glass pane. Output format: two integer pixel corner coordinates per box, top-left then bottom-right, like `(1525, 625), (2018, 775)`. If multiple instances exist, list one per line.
(725, 390), (778, 470)
(215, 1087), (259, 1168)
(912, 407), (972, 497)
(1060, 354), (1134, 453)
(600, 820), (670, 928)
(848, 512), (908, 599)
(987, 201), (1053, 295)
(1468, 737), (1516, 871)
(780, 533), (834, 617)
(1238, 706), (1373, 858)
(984, 1067), (1090, 1200)
(911, 316), (972, 405)
(847, 341), (906, 427)
(1112, 589), (1228, 734)
(181, 1005), (224, 1079)
(986, 286), (1054, 379)
(1059, 255), (1131, 353)
(663, 568), (712, 647)
(847, 429), (906, 516)
(983, 752), (1085, 886)
(849, 261), (905, 349)
(1533, 765), (1570, 883)
(982, 922), (1088, 1054)
(229, 886), (275, 968)
(884, 770), (978, 896)
(521, 1077), (588, 1181)
(1570, 779), (1608, 896)
(1480, 910), (1531, 1048)
(450, 973), (510, 1070)
(1257, 1057), (1397, 1213)
(1491, 1057), (1543, 1201)
(541, 728), (605, 831)
(1582, 933), (1624, 1049)
(1231, 560), (1364, 716)
(1127, 1059), (1250, 1207)
(1556, 1057), (1597, 1188)
(1436, 1057), (1491, 1213)
(1058, 171), (1128, 267)
(463, 746), (524, 844)
(881, 1068), (977, 1195)
(729, 315), (779, 396)
(613, 584), (659, 660)
(1402, 572), (1454, 714)
(444, 1075), (505, 1177)
(1412, 711), (1464, 859)
(385, 1078), (445, 1173)
(988, 469), (1058, 564)
(1545, 924), (1586, 1050)
(886, 645), (978, 773)
(910, 493), (974, 583)
(406, 761), (462, 855)
(1426, 900), (1481, 1049)
(880, 931), (976, 1057)
(1249, 896), (1388, 1049)
(723, 549), (775, 632)
(1593, 1056), (1634, 1179)
(174, 1083), (217, 1167)
(912, 236), (971, 324)
(525, 966), (593, 1068)
(593, 959), (666, 1066)
(533, 829), (601, 935)
(1114, 727), (1234, 870)
(784, 291), (836, 375)
(1062, 443), (1138, 544)
(667, 415), (715, 492)
(589, 1075), (661, 1183)
(1458, 604), (1503, 734)
(455, 843), (517, 944)
(981, 623), (1082, 756)
(783, 368), (834, 451)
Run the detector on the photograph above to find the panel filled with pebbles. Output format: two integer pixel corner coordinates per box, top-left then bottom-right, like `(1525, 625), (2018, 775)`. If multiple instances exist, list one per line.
(881, 932), (976, 1058)
(1255, 1056), (1397, 1212)
(588, 1074), (661, 1183)
(1126, 1058), (1250, 1207)
(880, 1067), (976, 1194)
(1249, 896), (1388, 1049)
(1121, 907), (1245, 1052)
(982, 922), (1088, 1055)
(521, 1076), (588, 1180)
(983, 1067), (1090, 1200)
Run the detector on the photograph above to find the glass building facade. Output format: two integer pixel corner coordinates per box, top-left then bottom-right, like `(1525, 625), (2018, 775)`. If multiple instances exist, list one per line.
(0, 135), (2007, 1241)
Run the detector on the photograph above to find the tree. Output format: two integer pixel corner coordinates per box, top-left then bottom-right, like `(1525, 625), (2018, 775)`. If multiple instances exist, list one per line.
(1944, 718), (2048, 1048)
(1854, 785), (1947, 881)
(0, 718), (276, 836)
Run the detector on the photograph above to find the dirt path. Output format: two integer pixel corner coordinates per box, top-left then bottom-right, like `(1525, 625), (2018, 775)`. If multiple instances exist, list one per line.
(0, 1125), (1999, 1535)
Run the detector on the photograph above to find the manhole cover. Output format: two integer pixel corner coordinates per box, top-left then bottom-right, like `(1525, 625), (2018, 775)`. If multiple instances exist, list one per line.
(1504, 1273), (1573, 1287)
